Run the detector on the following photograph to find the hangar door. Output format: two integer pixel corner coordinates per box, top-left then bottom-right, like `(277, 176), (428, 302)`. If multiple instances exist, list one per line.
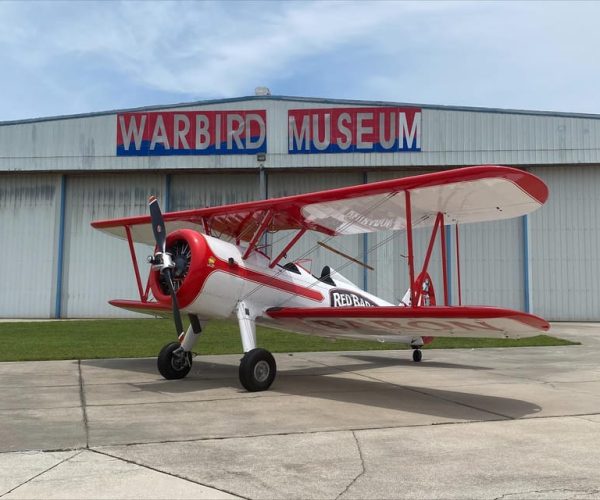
(61, 174), (165, 317)
(0, 174), (62, 317)
(530, 166), (600, 320)
(454, 218), (524, 310)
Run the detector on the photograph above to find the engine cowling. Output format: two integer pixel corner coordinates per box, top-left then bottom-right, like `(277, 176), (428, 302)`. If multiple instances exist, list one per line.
(149, 229), (210, 309)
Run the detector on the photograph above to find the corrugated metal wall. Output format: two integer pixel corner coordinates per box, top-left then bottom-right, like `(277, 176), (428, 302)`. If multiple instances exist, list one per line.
(0, 173), (61, 317)
(455, 219), (524, 309)
(169, 172), (260, 211)
(529, 166), (600, 320)
(61, 174), (164, 317)
(423, 110), (600, 166)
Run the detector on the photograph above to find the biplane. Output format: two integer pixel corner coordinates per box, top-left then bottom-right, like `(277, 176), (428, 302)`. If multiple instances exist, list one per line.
(91, 165), (550, 392)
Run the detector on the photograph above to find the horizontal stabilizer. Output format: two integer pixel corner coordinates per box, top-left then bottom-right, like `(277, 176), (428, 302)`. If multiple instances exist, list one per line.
(108, 299), (173, 319)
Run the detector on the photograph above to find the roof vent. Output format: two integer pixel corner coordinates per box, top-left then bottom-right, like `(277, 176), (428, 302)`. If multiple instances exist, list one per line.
(255, 86), (271, 96)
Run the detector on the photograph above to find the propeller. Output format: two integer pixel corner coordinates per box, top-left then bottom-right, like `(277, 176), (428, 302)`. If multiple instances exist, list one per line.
(148, 196), (184, 338)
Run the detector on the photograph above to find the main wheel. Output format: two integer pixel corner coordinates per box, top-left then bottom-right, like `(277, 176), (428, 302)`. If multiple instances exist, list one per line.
(412, 349), (423, 363)
(157, 342), (192, 380)
(239, 348), (276, 392)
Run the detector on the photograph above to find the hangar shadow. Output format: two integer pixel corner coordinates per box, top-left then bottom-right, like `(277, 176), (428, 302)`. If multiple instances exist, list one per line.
(81, 353), (541, 420)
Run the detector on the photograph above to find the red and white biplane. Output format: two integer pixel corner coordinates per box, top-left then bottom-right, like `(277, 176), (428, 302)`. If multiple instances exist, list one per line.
(91, 165), (550, 391)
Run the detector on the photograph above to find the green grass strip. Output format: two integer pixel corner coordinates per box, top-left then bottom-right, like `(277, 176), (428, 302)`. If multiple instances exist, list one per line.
(0, 318), (576, 362)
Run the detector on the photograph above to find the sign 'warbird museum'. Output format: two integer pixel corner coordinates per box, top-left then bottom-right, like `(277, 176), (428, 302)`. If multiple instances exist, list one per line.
(116, 107), (421, 156)
(288, 107), (421, 153)
(116, 110), (267, 156)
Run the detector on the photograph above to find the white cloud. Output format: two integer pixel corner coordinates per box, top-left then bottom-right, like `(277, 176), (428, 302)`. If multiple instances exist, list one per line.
(358, 2), (600, 113)
(1, 0), (599, 119)
(0, 1), (423, 97)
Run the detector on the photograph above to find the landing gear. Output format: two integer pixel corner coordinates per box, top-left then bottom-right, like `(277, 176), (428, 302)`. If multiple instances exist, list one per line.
(239, 348), (277, 392)
(412, 348), (423, 363)
(157, 342), (192, 379)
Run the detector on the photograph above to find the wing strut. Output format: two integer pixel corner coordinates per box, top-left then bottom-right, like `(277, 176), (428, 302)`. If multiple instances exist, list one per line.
(412, 211), (449, 306)
(440, 214), (448, 305)
(405, 204), (451, 307)
(125, 225), (145, 301)
(269, 228), (306, 269)
(420, 213), (444, 282)
(456, 224), (462, 305)
(405, 191), (416, 306)
(242, 210), (273, 260)
(201, 217), (212, 236)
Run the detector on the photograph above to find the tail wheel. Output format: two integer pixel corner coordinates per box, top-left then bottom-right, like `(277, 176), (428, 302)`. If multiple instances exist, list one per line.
(412, 349), (423, 363)
(239, 348), (276, 392)
(158, 342), (192, 380)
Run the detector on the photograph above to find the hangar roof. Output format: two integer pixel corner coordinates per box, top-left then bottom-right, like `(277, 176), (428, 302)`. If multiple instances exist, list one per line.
(1, 95), (600, 126)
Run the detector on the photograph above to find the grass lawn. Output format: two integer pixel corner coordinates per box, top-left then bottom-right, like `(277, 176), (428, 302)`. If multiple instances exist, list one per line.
(0, 318), (577, 362)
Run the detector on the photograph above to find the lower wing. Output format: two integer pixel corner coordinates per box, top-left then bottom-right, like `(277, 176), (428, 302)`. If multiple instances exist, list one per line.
(264, 306), (550, 341)
(108, 299), (173, 319)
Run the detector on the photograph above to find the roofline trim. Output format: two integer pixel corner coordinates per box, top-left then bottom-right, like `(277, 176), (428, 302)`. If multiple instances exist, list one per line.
(2, 94), (600, 126)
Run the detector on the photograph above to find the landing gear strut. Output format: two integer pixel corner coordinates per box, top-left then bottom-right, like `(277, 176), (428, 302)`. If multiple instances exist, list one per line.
(236, 301), (277, 391)
(157, 315), (202, 380)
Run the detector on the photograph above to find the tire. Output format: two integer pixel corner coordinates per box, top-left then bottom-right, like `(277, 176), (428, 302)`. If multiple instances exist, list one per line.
(157, 342), (192, 380)
(239, 348), (276, 392)
(412, 349), (423, 363)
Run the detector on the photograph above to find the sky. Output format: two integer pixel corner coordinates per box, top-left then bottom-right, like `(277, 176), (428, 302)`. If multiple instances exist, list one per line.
(1, 0), (600, 122)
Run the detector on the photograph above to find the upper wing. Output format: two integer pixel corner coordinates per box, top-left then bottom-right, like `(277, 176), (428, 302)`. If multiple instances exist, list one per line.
(264, 305), (550, 340)
(91, 165), (548, 244)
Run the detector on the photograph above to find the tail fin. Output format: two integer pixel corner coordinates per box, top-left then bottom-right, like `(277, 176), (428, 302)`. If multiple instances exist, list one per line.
(399, 288), (411, 307)
(398, 272), (436, 307)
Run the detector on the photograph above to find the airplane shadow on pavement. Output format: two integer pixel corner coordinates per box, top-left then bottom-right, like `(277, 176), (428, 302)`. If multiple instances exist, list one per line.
(82, 352), (541, 420)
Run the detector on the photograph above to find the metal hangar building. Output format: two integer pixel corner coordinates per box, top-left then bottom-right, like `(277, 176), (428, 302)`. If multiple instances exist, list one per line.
(1, 95), (599, 320)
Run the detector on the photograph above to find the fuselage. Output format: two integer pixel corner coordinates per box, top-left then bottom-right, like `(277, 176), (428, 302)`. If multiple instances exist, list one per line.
(149, 230), (391, 321)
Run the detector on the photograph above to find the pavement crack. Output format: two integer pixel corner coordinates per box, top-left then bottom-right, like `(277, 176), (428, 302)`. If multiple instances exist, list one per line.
(78, 359), (90, 449)
(574, 415), (600, 425)
(0, 450), (83, 497)
(336, 431), (366, 499)
(8, 412), (600, 455)
(86, 391), (290, 408)
(493, 487), (600, 500)
(90, 449), (246, 499)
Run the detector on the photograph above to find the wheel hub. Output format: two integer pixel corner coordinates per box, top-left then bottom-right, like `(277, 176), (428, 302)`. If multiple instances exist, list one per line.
(171, 349), (189, 371)
(253, 360), (270, 382)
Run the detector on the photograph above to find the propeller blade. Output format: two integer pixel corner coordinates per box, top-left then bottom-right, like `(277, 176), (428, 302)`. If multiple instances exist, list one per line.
(148, 195), (166, 253)
(148, 196), (184, 338)
(163, 268), (184, 337)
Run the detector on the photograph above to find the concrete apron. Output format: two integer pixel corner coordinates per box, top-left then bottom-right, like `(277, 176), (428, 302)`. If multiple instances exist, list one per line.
(1, 323), (599, 499)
